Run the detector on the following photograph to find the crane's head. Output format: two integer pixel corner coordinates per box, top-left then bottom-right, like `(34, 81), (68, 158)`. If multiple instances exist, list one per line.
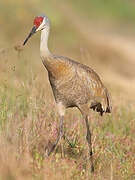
(23, 14), (49, 45)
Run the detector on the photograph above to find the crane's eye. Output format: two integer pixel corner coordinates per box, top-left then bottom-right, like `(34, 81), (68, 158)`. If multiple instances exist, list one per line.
(34, 17), (43, 28)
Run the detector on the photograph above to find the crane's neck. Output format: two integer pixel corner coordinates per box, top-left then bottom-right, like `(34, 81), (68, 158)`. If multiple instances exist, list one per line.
(40, 25), (51, 58)
(39, 22), (56, 73)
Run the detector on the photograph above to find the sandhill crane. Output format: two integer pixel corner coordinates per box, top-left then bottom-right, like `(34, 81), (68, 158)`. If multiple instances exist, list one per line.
(23, 14), (111, 172)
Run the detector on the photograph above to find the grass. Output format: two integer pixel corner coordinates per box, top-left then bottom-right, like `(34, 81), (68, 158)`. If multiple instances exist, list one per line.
(0, 46), (135, 179)
(0, 0), (135, 179)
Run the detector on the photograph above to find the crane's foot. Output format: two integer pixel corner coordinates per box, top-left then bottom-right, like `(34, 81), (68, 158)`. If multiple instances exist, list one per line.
(91, 164), (94, 173)
(47, 144), (56, 156)
(89, 151), (94, 172)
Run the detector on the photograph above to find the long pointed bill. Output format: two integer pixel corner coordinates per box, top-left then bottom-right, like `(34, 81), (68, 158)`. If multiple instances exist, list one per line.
(23, 26), (37, 45)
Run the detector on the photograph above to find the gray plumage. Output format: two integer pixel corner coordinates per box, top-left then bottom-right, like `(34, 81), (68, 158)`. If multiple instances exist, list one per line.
(42, 55), (111, 115)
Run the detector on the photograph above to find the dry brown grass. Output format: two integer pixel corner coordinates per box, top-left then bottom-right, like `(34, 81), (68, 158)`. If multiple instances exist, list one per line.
(0, 38), (135, 179)
(0, 1), (135, 179)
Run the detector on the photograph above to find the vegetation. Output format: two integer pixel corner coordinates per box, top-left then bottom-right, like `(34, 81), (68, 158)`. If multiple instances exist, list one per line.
(69, 0), (135, 23)
(0, 0), (135, 179)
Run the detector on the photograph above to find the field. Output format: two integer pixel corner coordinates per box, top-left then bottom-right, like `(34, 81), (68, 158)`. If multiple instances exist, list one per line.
(0, 0), (135, 179)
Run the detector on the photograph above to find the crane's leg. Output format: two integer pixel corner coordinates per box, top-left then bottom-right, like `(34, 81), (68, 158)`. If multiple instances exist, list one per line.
(85, 115), (94, 172)
(78, 105), (94, 172)
(48, 102), (65, 156)
(48, 115), (63, 156)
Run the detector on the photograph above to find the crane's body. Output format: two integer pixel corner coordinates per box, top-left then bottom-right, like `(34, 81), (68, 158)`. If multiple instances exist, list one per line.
(43, 55), (110, 114)
(23, 14), (111, 172)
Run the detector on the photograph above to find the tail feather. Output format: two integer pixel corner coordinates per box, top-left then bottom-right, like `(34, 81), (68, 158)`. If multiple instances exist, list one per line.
(105, 87), (112, 113)
(90, 88), (112, 116)
(90, 102), (104, 116)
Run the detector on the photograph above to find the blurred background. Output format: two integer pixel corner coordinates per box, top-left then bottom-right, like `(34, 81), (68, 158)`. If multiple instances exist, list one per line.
(0, 0), (135, 99)
(0, 0), (135, 179)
